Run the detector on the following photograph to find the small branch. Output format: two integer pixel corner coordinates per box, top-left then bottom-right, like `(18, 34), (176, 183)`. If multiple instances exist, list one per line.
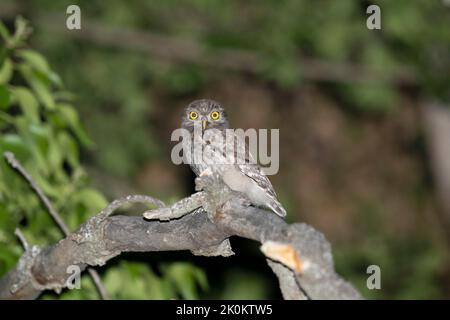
(87, 269), (108, 300)
(3, 151), (110, 300)
(100, 194), (166, 218)
(143, 192), (205, 221)
(14, 228), (29, 252)
(4, 152), (69, 235)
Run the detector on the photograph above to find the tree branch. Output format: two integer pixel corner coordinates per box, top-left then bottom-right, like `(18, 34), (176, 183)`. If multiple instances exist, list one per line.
(0, 194), (362, 300)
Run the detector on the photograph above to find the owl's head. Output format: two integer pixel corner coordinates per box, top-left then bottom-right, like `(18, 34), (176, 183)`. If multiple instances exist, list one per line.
(182, 99), (229, 132)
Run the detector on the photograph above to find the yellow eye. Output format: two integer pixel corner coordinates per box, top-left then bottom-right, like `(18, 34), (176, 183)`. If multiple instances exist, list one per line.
(189, 111), (198, 120)
(210, 111), (220, 120)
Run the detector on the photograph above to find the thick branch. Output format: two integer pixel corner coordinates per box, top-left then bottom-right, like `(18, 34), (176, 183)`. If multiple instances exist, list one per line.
(0, 198), (362, 300)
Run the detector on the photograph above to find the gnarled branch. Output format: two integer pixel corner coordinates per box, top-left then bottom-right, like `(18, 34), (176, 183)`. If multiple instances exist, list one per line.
(0, 196), (362, 300)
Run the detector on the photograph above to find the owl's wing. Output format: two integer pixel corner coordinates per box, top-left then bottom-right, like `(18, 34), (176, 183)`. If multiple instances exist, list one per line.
(201, 130), (286, 217)
(232, 134), (286, 217)
(236, 162), (277, 198)
(235, 162), (286, 217)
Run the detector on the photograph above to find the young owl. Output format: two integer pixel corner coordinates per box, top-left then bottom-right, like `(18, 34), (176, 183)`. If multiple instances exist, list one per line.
(181, 99), (286, 218)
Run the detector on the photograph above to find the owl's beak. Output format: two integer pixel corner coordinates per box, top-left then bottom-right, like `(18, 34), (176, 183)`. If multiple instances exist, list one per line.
(202, 120), (207, 131)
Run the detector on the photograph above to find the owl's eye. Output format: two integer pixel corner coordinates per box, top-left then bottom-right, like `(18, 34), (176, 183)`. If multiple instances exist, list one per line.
(210, 111), (220, 120)
(189, 111), (198, 120)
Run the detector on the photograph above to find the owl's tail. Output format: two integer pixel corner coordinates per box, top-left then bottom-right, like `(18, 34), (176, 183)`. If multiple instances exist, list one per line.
(267, 200), (287, 218)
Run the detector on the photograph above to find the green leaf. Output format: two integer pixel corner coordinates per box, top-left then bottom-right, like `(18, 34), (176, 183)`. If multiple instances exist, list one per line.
(58, 104), (93, 147)
(33, 171), (61, 198)
(18, 50), (63, 88)
(0, 21), (11, 42)
(76, 188), (108, 213)
(0, 58), (13, 84)
(0, 247), (21, 275)
(28, 124), (51, 170)
(14, 118), (49, 175)
(0, 134), (29, 160)
(192, 267), (209, 291)
(19, 64), (55, 110)
(0, 85), (10, 109)
(18, 50), (51, 74)
(161, 262), (207, 299)
(47, 137), (63, 169)
(57, 132), (79, 168)
(11, 17), (31, 47)
(11, 87), (40, 122)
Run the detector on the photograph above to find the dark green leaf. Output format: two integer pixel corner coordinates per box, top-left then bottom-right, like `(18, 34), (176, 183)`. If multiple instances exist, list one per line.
(19, 64), (55, 110)
(0, 21), (11, 42)
(11, 87), (40, 122)
(58, 104), (94, 147)
(0, 134), (29, 160)
(57, 132), (79, 168)
(18, 50), (51, 75)
(0, 58), (13, 84)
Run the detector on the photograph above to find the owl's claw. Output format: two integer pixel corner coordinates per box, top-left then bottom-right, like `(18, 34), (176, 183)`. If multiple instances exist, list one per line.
(195, 169), (217, 192)
(200, 168), (213, 177)
(195, 177), (205, 191)
(238, 197), (252, 207)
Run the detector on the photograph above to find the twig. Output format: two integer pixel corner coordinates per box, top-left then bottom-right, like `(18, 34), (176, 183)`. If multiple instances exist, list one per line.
(3, 151), (110, 300)
(99, 194), (166, 218)
(14, 228), (29, 251)
(4, 152), (70, 235)
(87, 269), (108, 300)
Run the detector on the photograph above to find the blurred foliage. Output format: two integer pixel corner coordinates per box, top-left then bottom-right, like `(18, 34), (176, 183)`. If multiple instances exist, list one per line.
(0, 18), (207, 299)
(16, 0), (447, 181)
(335, 237), (445, 299)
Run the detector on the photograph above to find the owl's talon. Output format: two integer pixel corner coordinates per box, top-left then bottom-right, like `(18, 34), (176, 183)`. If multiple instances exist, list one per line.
(195, 177), (204, 191)
(200, 168), (213, 177)
(238, 197), (252, 207)
(195, 178), (203, 191)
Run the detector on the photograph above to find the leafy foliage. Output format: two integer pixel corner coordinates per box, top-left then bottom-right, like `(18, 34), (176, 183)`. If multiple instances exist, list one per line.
(0, 18), (207, 299)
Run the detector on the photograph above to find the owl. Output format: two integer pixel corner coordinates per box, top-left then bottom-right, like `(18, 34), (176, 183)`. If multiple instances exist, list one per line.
(181, 99), (286, 218)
